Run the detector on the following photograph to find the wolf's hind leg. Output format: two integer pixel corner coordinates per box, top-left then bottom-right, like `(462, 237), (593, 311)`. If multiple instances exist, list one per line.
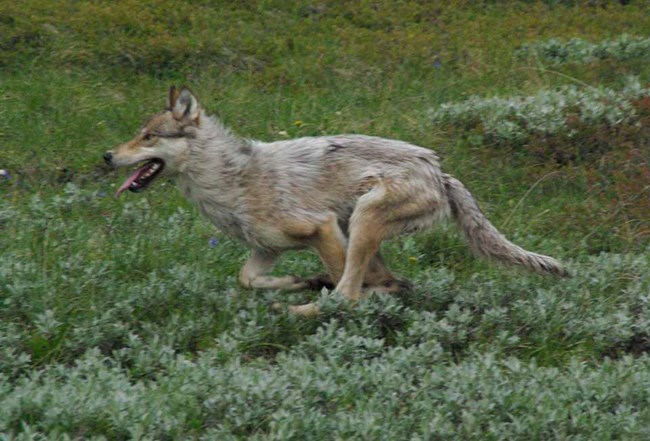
(239, 250), (308, 290)
(334, 189), (393, 301)
(362, 252), (413, 295)
(337, 174), (437, 300)
(292, 181), (400, 313)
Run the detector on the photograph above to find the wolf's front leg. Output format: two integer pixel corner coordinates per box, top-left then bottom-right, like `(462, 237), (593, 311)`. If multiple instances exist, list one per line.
(239, 250), (308, 290)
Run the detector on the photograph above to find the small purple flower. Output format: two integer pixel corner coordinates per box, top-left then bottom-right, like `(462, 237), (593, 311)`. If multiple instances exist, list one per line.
(96, 191), (107, 198)
(0, 169), (11, 180)
(208, 237), (219, 248)
(433, 59), (442, 69)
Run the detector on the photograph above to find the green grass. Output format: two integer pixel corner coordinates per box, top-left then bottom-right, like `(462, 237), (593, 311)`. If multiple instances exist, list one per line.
(1, 1), (650, 439)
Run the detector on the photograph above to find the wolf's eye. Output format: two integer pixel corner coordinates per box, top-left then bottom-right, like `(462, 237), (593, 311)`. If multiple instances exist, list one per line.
(142, 133), (155, 141)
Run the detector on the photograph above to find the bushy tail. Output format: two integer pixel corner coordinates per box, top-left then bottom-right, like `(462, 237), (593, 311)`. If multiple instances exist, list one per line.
(443, 174), (569, 277)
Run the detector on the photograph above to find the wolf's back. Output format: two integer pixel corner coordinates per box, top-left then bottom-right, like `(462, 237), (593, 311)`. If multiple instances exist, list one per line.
(443, 174), (568, 277)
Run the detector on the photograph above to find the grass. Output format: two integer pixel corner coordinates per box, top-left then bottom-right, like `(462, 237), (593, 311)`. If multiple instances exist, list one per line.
(1, 0), (650, 439)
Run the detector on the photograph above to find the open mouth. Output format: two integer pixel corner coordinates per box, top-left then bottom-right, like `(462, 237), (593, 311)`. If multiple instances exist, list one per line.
(115, 159), (165, 197)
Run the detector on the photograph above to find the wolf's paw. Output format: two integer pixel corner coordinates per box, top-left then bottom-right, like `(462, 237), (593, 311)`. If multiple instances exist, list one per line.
(288, 302), (320, 317)
(270, 301), (321, 317)
(362, 279), (413, 295)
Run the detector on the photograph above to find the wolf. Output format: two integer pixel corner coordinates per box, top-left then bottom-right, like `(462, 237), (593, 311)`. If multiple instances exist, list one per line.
(104, 86), (567, 316)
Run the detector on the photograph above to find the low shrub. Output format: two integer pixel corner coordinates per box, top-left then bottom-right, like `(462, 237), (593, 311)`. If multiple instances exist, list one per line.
(1, 188), (649, 438)
(517, 34), (650, 65)
(430, 77), (650, 163)
(430, 77), (649, 149)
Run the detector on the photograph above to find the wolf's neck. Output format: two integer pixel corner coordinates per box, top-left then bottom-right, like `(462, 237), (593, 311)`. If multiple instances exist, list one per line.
(180, 114), (252, 179)
(179, 114), (253, 202)
(176, 114), (252, 225)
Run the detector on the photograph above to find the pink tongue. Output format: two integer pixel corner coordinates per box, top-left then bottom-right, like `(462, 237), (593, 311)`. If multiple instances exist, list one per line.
(115, 163), (151, 197)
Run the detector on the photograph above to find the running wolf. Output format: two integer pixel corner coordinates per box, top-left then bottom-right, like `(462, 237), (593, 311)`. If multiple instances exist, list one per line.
(104, 86), (567, 316)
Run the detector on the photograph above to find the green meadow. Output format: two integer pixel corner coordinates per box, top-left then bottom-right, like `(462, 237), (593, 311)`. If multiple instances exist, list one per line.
(1, 1), (650, 439)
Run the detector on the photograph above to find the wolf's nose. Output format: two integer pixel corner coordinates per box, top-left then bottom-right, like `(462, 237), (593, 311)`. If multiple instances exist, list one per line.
(103, 152), (113, 165)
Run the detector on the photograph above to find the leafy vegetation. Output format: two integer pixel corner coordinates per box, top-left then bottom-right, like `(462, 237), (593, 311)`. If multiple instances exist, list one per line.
(1, 1), (650, 439)
(430, 76), (650, 149)
(517, 34), (650, 65)
(1, 189), (650, 439)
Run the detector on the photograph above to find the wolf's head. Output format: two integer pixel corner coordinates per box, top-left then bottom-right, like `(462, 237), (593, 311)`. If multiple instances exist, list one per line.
(104, 86), (202, 196)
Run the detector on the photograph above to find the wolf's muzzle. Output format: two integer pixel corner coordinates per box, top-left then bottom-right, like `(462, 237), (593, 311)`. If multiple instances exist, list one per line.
(103, 152), (114, 168)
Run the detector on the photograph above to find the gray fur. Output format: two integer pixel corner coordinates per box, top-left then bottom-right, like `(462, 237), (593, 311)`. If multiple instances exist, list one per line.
(175, 112), (566, 277)
(107, 88), (568, 314)
(444, 175), (568, 277)
(176, 115), (444, 248)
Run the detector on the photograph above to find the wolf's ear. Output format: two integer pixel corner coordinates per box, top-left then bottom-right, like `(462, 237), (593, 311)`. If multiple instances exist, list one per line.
(167, 85), (180, 110)
(171, 86), (200, 124)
